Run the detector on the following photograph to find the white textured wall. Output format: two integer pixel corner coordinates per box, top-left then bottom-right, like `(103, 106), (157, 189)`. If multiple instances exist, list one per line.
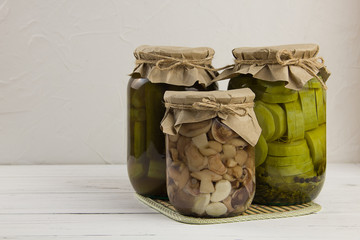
(0, 0), (359, 164)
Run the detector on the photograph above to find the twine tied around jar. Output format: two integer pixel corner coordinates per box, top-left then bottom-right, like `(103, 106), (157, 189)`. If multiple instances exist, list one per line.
(165, 98), (254, 117)
(234, 49), (327, 89)
(136, 52), (233, 72)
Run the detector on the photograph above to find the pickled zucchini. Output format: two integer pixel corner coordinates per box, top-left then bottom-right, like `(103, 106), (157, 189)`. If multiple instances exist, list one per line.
(255, 134), (268, 167)
(266, 153), (312, 167)
(264, 160), (314, 177)
(299, 89), (318, 131)
(254, 89), (298, 103)
(258, 101), (286, 141)
(257, 80), (295, 94)
(305, 125), (326, 173)
(268, 140), (309, 157)
(254, 103), (275, 141)
(315, 88), (326, 124)
(283, 100), (305, 141)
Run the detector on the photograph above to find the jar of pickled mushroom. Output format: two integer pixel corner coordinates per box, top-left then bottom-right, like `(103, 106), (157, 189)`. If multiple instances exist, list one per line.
(161, 89), (261, 217)
(216, 44), (330, 205)
(128, 45), (218, 198)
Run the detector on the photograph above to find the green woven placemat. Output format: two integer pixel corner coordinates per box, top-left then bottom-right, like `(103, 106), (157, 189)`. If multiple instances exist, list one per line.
(136, 193), (321, 224)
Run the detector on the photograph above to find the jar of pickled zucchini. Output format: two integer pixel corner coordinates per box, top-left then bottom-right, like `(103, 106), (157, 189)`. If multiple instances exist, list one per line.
(216, 44), (330, 205)
(161, 89), (261, 217)
(128, 46), (218, 198)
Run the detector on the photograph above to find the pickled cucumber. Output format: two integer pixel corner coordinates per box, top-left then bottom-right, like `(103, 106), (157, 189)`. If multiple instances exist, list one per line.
(254, 103), (275, 141)
(127, 156), (147, 179)
(134, 121), (146, 159)
(128, 161), (147, 179)
(130, 108), (146, 122)
(299, 89), (318, 131)
(283, 100), (305, 141)
(131, 86), (145, 108)
(258, 101), (286, 141)
(255, 135), (268, 167)
(147, 159), (167, 180)
(145, 83), (166, 155)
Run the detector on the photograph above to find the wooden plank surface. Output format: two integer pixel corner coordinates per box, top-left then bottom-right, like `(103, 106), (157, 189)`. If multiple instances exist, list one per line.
(0, 163), (359, 239)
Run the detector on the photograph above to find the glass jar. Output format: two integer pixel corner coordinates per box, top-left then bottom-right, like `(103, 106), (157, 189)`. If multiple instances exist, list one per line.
(127, 46), (218, 198)
(128, 80), (217, 197)
(218, 44), (330, 205)
(161, 89), (261, 217)
(229, 75), (326, 205)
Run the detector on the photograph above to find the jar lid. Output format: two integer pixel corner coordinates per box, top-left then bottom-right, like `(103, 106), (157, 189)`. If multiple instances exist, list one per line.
(134, 45), (215, 61)
(161, 88), (261, 146)
(215, 44), (330, 90)
(233, 44), (319, 61)
(131, 45), (217, 87)
(163, 88), (255, 105)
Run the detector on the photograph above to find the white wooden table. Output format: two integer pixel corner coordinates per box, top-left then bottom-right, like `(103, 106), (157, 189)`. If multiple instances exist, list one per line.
(0, 163), (359, 240)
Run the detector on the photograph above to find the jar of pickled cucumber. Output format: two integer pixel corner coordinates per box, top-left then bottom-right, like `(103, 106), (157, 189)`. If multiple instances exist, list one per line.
(161, 89), (261, 217)
(128, 46), (218, 198)
(216, 44), (330, 205)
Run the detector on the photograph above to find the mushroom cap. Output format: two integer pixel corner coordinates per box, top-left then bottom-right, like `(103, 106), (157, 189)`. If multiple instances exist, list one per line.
(179, 119), (212, 138)
(205, 202), (228, 217)
(223, 144), (237, 159)
(225, 158), (237, 168)
(208, 154), (227, 175)
(184, 143), (208, 172)
(192, 133), (209, 149)
(169, 148), (179, 162)
(231, 165), (244, 179)
(192, 193), (211, 215)
(210, 180), (232, 202)
(190, 169), (222, 182)
(183, 178), (201, 196)
(199, 147), (218, 156)
(170, 188), (196, 215)
(242, 167), (255, 194)
(235, 149), (248, 166)
(208, 141), (222, 153)
(169, 134), (179, 142)
(244, 146), (255, 169)
(222, 173), (236, 182)
(191, 169), (222, 194)
(167, 161), (190, 189)
(222, 195), (234, 213)
(177, 135), (191, 161)
(227, 138), (248, 148)
(211, 119), (238, 144)
(231, 187), (249, 209)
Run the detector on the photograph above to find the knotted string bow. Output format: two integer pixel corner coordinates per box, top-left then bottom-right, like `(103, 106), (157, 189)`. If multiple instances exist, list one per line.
(136, 52), (233, 72)
(165, 98), (254, 117)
